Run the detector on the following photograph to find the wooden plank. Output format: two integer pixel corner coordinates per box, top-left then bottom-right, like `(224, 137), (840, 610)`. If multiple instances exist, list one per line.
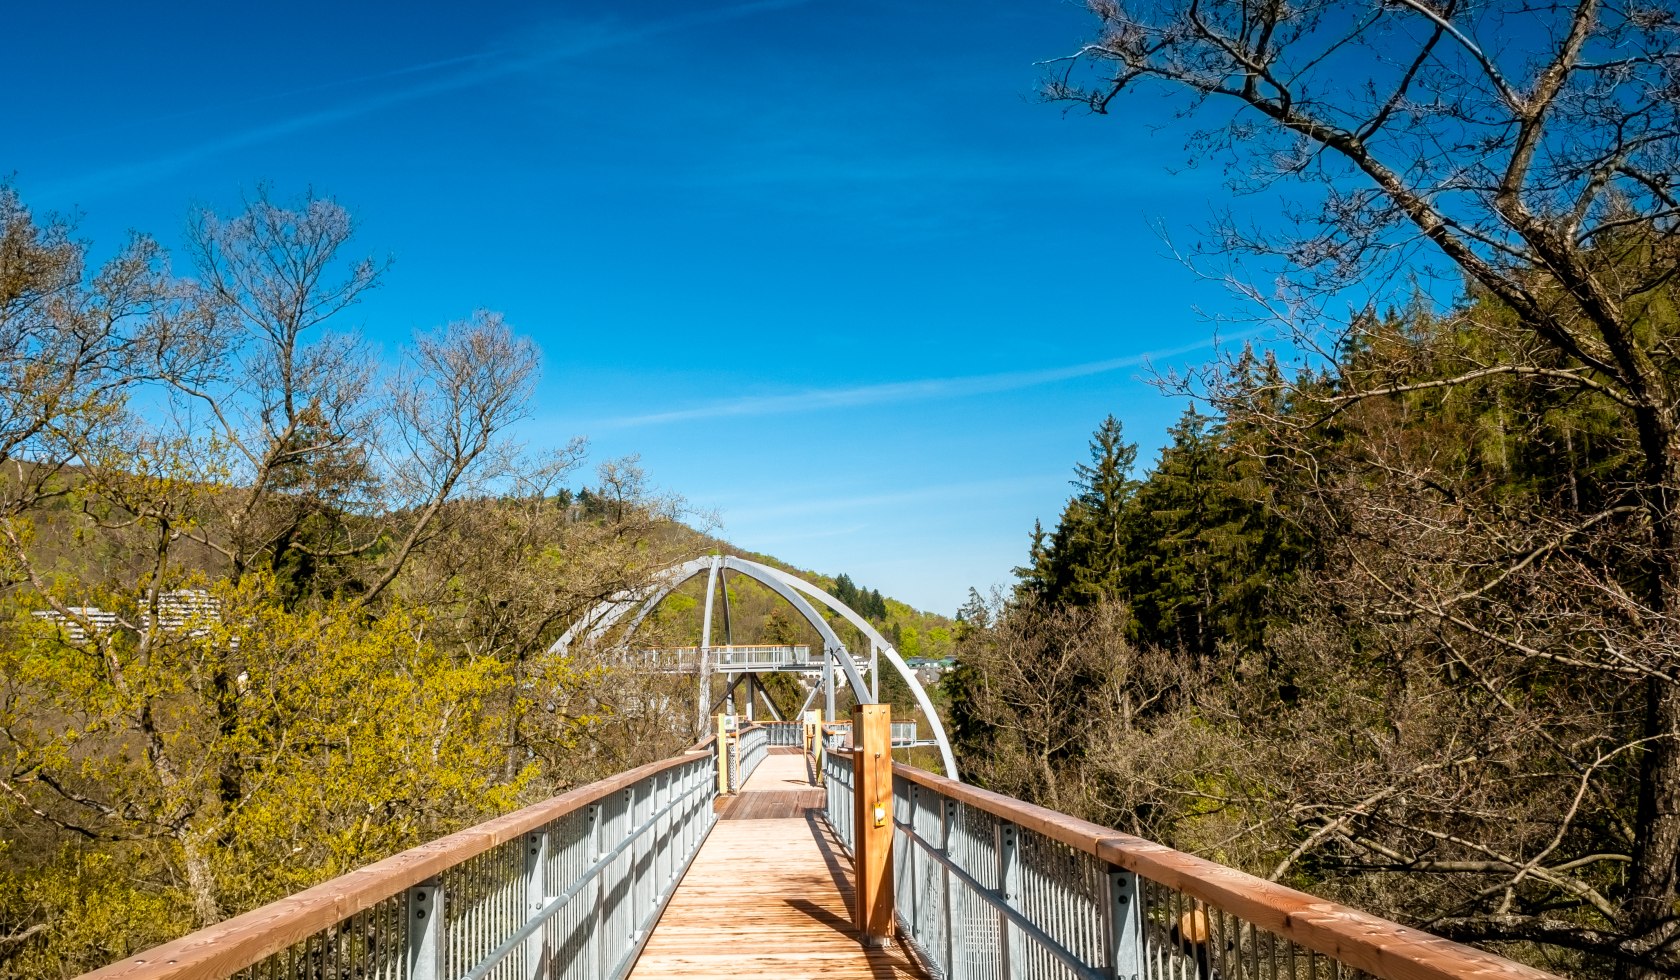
(718, 751), (825, 819)
(628, 813), (927, 979)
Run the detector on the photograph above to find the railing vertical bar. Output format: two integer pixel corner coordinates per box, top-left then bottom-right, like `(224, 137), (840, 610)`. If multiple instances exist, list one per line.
(1176, 887), (1189, 980)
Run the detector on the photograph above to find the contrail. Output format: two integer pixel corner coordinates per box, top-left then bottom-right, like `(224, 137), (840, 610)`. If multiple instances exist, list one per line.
(588, 327), (1261, 429)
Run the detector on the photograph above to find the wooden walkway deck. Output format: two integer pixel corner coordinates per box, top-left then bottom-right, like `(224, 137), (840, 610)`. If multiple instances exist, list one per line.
(628, 749), (929, 979)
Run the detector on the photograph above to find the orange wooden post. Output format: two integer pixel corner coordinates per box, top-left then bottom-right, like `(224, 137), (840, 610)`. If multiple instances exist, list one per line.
(851, 703), (894, 947)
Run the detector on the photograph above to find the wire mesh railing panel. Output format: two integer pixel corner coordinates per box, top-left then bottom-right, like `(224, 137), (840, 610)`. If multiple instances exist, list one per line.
(230, 894), (410, 980)
(1016, 830), (1105, 980)
(737, 724), (768, 787)
(873, 766), (1549, 980)
(440, 835), (523, 980)
(189, 751), (718, 980)
(892, 780), (951, 980)
(824, 748), (855, 852)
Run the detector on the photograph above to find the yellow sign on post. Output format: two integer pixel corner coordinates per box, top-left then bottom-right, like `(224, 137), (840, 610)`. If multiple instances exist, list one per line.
(715, 713), (731, 796)
(803, 709), (822, 784)
(851, 703), (894, 948)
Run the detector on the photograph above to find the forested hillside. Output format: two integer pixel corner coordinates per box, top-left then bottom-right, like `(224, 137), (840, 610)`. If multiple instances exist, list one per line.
(945, 3), (1680, 976)
(947, 247), (1680, 979)
(0, 186), (948, 977)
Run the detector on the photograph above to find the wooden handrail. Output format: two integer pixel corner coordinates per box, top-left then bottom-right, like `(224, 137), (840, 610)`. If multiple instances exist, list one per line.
(81, 743), (717, 980)
(894, 764), (1560, 980)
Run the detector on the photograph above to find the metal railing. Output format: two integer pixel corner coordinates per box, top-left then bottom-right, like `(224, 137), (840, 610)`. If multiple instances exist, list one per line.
(823, 746), (856, 851)
(726, 723), (768, 793)
(85, 745), (721, 980)
(633, 645), (818, 672)
(822, 754), (1554, 980)
(824, 719), (917, 748)
(762, 720), (803, 746)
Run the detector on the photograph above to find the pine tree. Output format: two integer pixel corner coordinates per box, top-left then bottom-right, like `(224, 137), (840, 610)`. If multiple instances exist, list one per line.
(1029, 415), (1139, 605)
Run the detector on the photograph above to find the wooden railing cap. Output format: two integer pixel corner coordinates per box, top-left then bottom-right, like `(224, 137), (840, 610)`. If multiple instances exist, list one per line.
(80, 748), (709, 980)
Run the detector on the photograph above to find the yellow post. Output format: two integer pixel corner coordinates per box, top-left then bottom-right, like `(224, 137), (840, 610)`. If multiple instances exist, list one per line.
(715, 713), (731, 796)
(851, 703), (894, 947)
(804, 709), (822, 784)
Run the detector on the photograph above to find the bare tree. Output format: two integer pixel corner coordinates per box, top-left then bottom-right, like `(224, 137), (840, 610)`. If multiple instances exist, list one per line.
(362, 312), (539, 606)
(1051, 1), (1679, 973)
(0, 186), (173, 523)
(173, 185), (385, 583)
(948, 594), (1199, 829)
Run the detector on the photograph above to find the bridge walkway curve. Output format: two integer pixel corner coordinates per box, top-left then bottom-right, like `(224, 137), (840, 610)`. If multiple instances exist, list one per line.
(628, 749), (927, 979)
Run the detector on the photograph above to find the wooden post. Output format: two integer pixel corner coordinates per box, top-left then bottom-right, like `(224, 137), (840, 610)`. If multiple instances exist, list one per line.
(851, 703), (894, 948)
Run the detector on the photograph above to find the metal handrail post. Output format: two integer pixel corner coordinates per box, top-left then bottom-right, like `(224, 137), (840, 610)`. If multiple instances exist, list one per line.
(525, 830), (548, 980)
(407, 879), (441, 980)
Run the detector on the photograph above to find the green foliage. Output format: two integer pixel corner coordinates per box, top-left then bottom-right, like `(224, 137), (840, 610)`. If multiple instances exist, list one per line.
(1016, 408), (1305, 659)
(957, 269), (1680, 975)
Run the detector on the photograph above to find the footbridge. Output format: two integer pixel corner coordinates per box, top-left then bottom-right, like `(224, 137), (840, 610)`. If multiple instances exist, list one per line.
(84, 715), (1558, 980)
(79, 558), (1562, 980)
(555, 555), (955, 770)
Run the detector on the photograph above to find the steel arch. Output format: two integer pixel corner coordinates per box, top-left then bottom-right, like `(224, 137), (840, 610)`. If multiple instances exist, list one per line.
(552, 555), (959, 778)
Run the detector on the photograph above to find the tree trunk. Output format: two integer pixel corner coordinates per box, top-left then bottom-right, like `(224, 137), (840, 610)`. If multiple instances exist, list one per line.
(1622, 677), (1680, 979)
(1622, 446), (1680, 979)
(176, 828), (223, 927)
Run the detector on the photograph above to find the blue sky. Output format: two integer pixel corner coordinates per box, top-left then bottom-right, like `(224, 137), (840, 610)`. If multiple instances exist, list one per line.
(5, 0), (1264, 615)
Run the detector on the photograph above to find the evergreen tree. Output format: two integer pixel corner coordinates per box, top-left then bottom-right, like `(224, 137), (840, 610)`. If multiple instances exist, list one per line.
(956, 587), (990, 631)
(833, 573), (859, 610)
(1029, 415), (1139, 605)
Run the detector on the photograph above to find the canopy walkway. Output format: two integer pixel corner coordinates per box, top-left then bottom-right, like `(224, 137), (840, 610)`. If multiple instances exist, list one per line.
(83, 716), (1561, 980)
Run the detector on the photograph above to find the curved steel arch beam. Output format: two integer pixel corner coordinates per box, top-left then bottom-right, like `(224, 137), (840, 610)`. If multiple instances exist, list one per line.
(728, 556), (959, 779)
(552, 594), (637, 652)
(550, 556), (873, 700)
(715, 561), (871, 698)
(550, 557), (716, 655)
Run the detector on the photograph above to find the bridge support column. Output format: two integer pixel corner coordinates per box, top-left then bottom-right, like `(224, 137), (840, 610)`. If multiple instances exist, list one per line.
(851, 703), (895, 948)
(824, 652), (836, 722)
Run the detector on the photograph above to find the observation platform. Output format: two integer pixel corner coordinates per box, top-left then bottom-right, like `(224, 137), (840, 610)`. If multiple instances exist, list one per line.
(630, 750), (926, 979)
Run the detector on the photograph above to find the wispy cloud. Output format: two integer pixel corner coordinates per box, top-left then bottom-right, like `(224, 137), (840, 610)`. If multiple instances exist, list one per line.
(587, 328), (1260, 430)
(708, 475), (1061, 523)
(42, 0), (815, 199)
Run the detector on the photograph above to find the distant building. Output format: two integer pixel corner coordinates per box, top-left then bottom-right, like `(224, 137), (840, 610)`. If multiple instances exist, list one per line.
(32, 590), (234, 647)
(31, 606), (118, 643)
(146, 589), (222, 637)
